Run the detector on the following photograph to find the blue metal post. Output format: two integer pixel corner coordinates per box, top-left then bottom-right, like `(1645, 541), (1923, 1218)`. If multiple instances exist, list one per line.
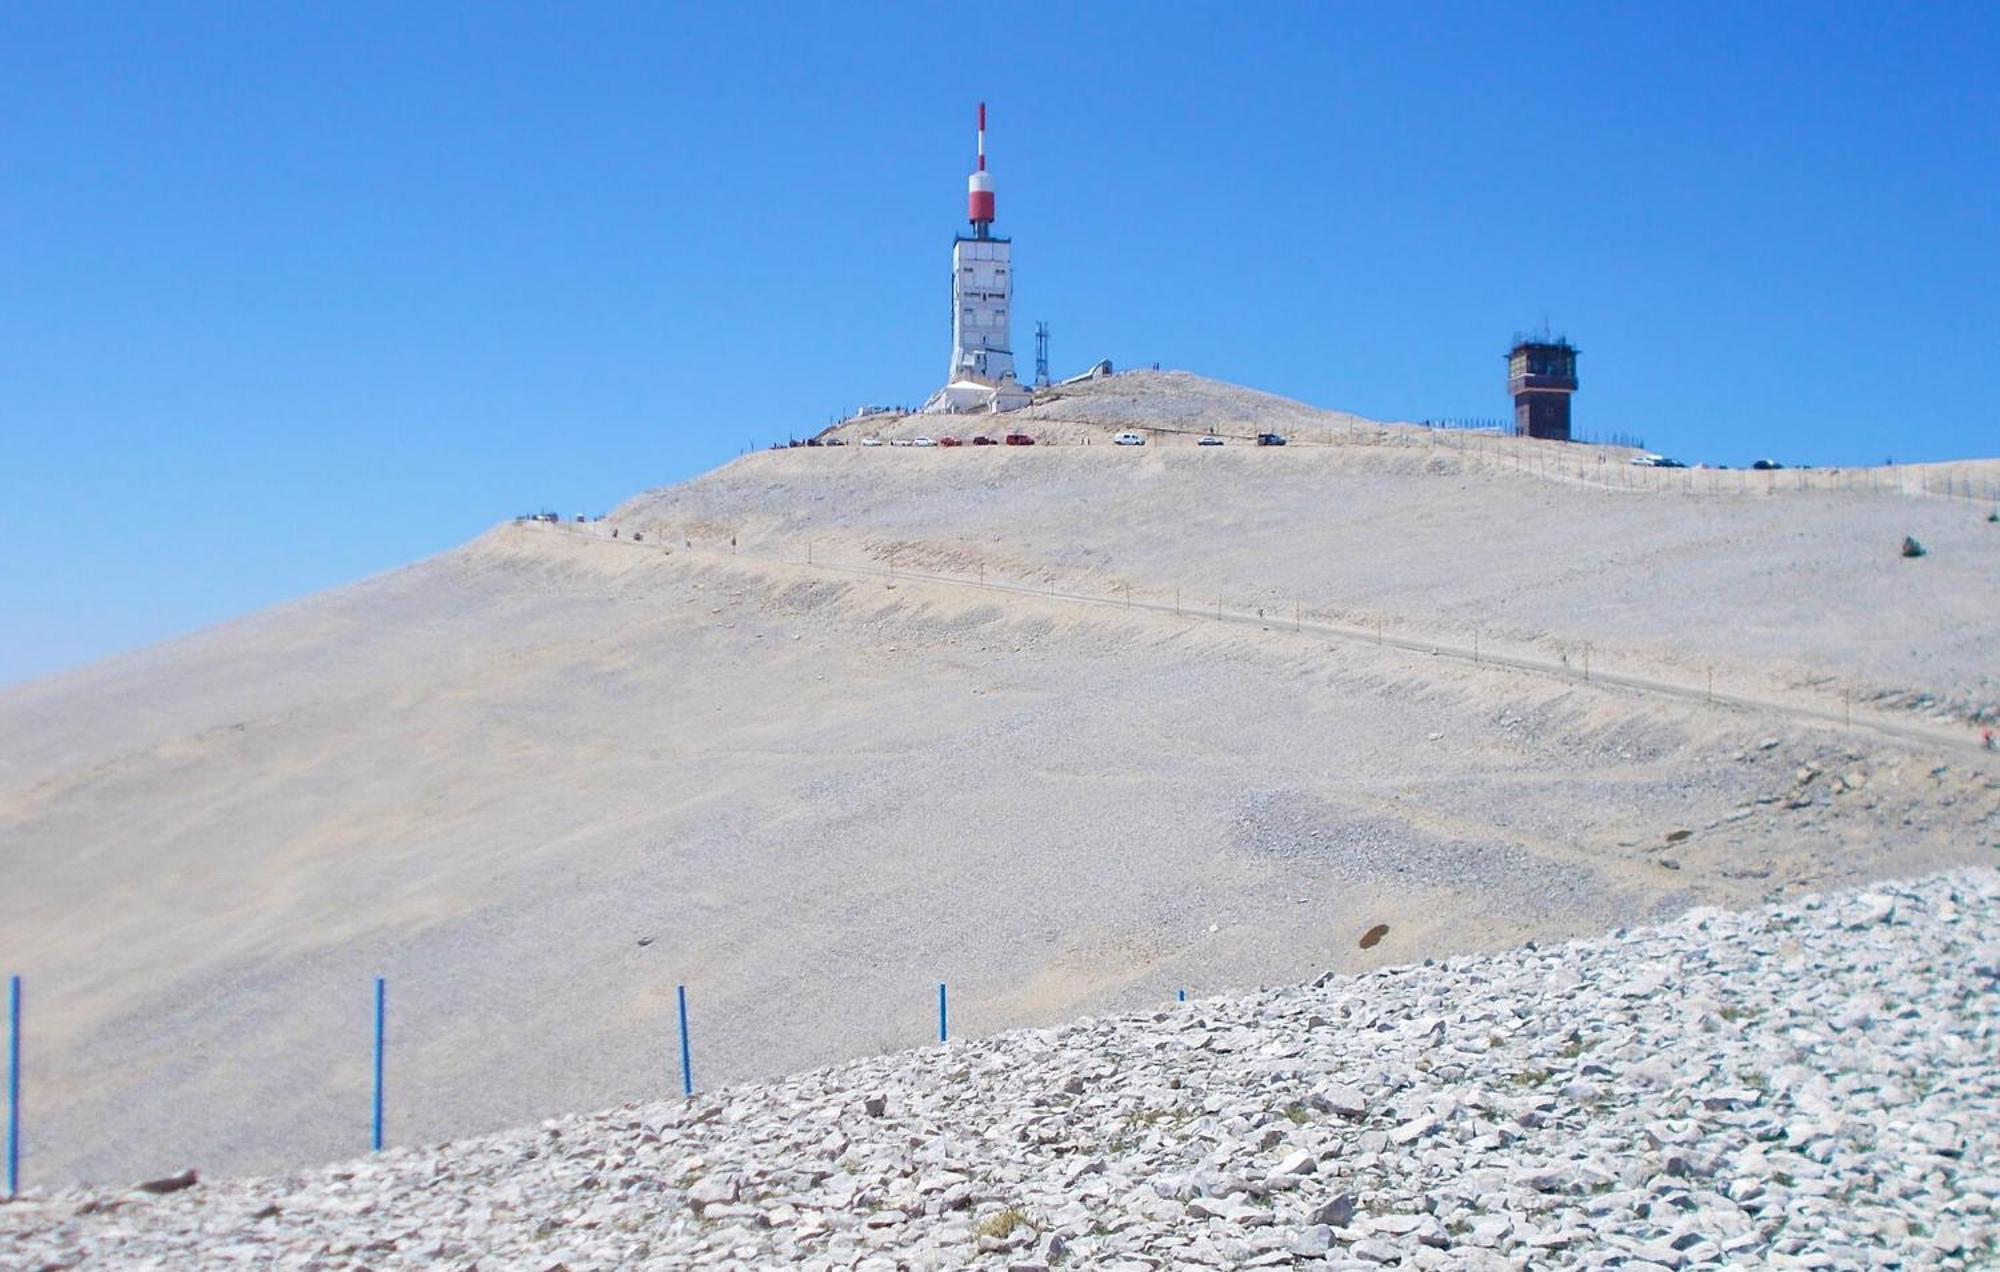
(938, 982), (948, 1043)
(7, 975), (19, 1198)
(676, 985), (693, 1096)
(1177, 988), (1186, 1003)
(371, 977), (385, 1153)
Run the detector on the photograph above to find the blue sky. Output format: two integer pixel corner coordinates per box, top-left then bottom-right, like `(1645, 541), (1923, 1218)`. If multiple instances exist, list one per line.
(3, 2), (1996, 686)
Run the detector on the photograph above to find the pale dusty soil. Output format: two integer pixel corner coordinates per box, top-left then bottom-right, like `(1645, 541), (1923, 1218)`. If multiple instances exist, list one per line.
(2, 371), (1996, 1188)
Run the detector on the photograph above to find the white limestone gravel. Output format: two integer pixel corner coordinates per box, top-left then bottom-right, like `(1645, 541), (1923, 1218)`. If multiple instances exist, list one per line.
(6, 867), (1994, 1269)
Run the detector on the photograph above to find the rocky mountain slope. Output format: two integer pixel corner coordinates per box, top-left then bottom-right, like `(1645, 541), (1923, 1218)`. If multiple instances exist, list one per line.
(5, 868), (1994, 1268)
(2, 371), (1996, 1188)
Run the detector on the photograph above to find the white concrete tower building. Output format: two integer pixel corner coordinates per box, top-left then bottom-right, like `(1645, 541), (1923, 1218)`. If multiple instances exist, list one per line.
(929, 103), (1029, 414)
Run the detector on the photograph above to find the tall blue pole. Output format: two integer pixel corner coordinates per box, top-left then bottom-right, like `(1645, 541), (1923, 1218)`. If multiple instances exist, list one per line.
(7, 975), (20, 1198)
(676, 985), (692, 1096)
(937, 982), (948, 1044)
(371, 978), (385, 1153)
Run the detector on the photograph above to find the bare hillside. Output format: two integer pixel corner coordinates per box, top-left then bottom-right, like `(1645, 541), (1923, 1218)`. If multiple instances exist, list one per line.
(3, 371), (1996, 1188)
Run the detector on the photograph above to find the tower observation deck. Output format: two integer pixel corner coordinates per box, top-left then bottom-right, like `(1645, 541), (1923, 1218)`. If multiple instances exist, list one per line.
(1507, 337), (1579, 441)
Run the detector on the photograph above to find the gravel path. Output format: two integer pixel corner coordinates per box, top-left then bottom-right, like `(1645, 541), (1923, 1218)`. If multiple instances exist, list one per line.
(6, 867), (1994, 1269)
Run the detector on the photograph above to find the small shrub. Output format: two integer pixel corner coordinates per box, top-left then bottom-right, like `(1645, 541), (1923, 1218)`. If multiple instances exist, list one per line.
(978, 1207), (1033, 1240)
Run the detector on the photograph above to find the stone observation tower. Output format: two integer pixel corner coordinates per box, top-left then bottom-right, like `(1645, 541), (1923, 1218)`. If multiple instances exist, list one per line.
(1506, 336), (1579, 441)
(924, 103), (1030, 414)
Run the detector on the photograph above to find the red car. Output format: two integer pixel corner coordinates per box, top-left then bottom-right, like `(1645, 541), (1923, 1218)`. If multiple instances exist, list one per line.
(1004, 433), (1035, 446)
(937, 435), (963, 447)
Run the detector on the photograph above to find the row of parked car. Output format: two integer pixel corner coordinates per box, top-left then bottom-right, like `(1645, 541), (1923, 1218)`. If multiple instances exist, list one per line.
(859, 433), (1037, 447)
(843, 430), (1292, 448)
(1631, 453), (1787, 470)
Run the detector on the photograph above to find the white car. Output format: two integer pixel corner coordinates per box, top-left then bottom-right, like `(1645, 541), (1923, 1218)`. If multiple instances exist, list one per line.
(859, 436), (883, 447)
(1197, 434), (1224, 447)
(912, 436), (937, 447)
(1113, 431), (1146, 446)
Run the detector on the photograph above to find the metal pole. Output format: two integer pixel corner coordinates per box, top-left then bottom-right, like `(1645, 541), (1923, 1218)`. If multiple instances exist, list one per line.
(371, 977), (385, 1153)
(937, 983), (948, 1043)
(677, 985), (693, 1096)
(7, 975), (19, 1198)
(1176, 988), (1186, 1004)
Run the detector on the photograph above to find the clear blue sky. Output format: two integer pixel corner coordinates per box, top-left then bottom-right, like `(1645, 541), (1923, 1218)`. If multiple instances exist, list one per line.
(4, 2), (1996, 686)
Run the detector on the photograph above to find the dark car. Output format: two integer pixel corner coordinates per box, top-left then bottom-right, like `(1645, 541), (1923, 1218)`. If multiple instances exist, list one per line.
(1004, 433), (1036, 446)
(971, 435), (998, 446)
(1656, 458), (1688, 469)
(1256, 433), (1288, 447)
(1751, 458), (1784, 470)
(823, 437), (847, 446)
(937, 435), (963, 447)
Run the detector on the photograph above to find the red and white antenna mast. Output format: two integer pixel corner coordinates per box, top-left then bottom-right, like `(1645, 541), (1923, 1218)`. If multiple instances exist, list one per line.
(967, 102), (995, 236)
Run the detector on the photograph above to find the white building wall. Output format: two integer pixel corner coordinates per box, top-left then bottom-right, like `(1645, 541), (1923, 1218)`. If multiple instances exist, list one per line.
(950, 237), (1014, 384)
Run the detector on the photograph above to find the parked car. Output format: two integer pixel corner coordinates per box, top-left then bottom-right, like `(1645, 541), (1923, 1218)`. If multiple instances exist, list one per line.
(823, 437), (847, 446)
(1629, 454), (1663, 467)
(889, 438), (914, 447)
(937, 436), (962, 447)
(1256, 433), (1288, 447)
(1655, 457), (1688, 469)
(1751, 458), (1784, 470)
(971, 435), (998, 446)
(860, 436), (883, 447)
(1004, 433), (1035, 446)
(1113, 431), (1146, 446)
(912, 436), (937, 447)
(1197, 434), (1224, 447)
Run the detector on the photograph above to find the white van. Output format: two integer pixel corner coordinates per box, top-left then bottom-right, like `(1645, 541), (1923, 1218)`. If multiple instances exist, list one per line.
(1113, 431), (1146, 446)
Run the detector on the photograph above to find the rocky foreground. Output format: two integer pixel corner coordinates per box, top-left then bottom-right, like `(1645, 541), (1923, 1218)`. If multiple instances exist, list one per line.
(6, 871), (1997, 1270)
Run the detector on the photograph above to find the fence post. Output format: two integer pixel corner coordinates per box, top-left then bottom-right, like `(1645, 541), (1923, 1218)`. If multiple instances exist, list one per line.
(677, 985), (694, 1096)
(937, 983), (948, 1043)
(7, 975), (19, 1198)
(1177, 988), (1186, 1004)
(372, 977), (385, 1153)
